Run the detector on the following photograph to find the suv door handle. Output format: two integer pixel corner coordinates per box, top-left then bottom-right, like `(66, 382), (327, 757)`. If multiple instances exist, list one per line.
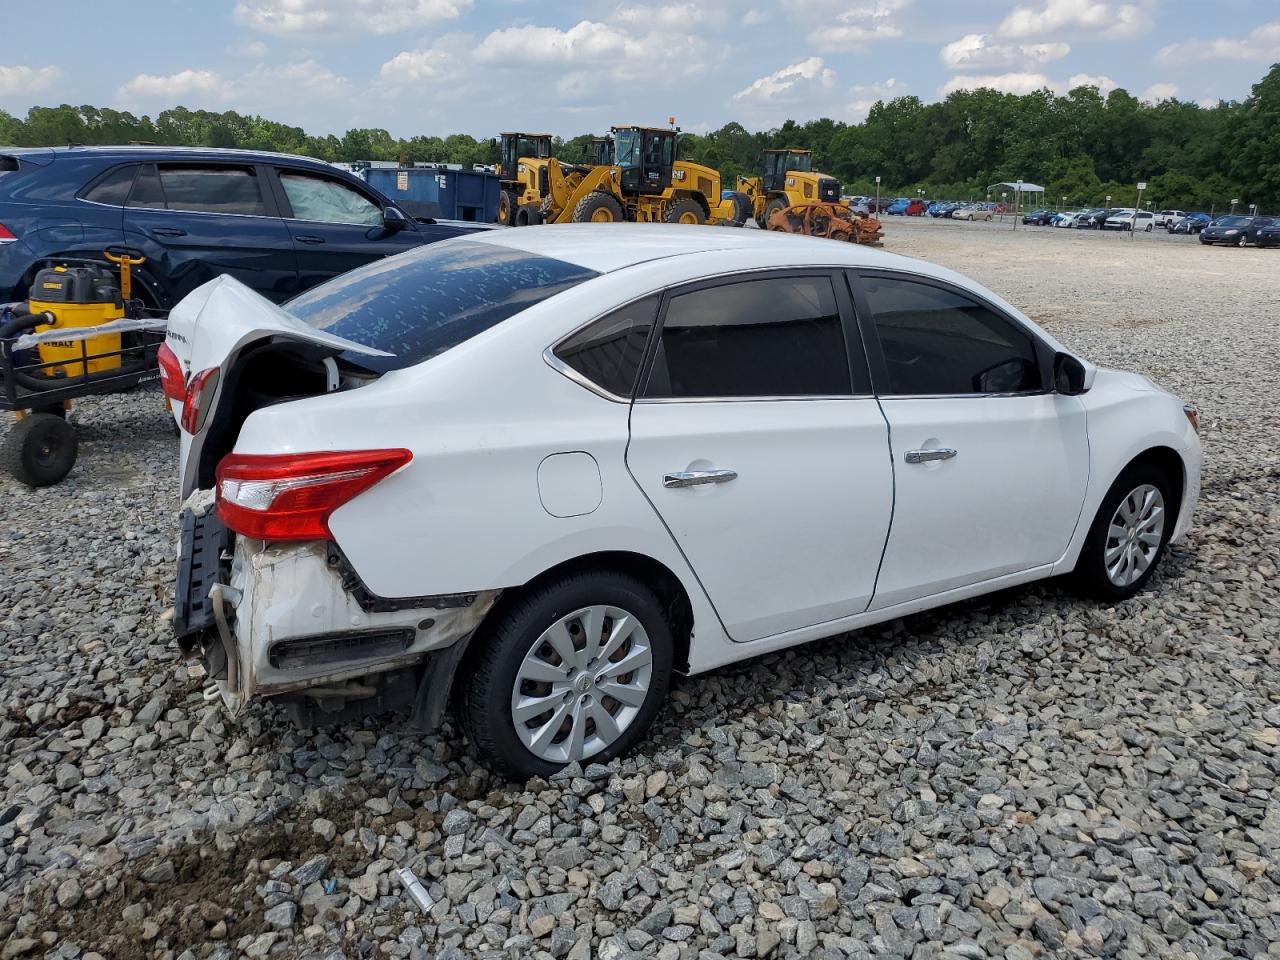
(663, 469), (738, 488)
(294, 235), (326, 244)
(904, 448), (957, 464)
(151, 227), (186, 237)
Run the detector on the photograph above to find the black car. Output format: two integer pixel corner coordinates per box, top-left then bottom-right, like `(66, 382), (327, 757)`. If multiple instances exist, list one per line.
(1080, 208), (1116, 229)
(0, 146), (488, 310)
(1199, 215), (1275, 247)
(1169, 213), (1211, 234)
(1022, 209), (1056, 226)
(1256, 220), (1280, 248)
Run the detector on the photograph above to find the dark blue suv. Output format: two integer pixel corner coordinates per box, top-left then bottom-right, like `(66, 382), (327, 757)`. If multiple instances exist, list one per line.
(0, 146), (488, 309)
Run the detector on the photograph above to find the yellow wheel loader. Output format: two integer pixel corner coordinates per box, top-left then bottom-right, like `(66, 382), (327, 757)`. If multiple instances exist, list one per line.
(738, 149), (844, 227)
(544, 125), (752, 228)
(495, 132), (554, 226)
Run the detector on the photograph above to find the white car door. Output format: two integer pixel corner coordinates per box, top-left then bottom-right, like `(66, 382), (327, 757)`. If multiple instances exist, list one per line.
(850, 271), (1090, 610)
(625, 272), (894, 642)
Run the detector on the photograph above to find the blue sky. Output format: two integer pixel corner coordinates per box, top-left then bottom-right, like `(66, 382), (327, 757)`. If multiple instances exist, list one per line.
(2, 1), (1278, 137)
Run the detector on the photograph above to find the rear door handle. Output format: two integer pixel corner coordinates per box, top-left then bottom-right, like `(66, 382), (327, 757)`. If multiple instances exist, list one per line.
(295, 235), (326, 245)
(151, 227), (186, 237)
(663, 468), (738, 488)
(904, 448), (957, 464)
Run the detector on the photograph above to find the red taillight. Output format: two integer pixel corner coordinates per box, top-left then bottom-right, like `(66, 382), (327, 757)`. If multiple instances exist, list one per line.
(0, 223), (16, 243)
(180, 367), (219, 434)
(157, 342), (186, 402)
(215, 448), (412, 541)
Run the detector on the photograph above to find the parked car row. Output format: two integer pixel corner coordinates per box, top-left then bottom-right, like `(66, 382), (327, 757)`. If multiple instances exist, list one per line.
(1016, 207), (1275, 245)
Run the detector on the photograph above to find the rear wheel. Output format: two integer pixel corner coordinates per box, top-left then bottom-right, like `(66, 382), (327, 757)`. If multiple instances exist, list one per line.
(5, 412), (78, 487)
(663, 198), (705, 226)
(514, 203), (542, 226)
(571, 191), (624, 224)
(1073, 464), (1175, 601)
(459, 571), (673, 779)
(761, 196), (789, 228)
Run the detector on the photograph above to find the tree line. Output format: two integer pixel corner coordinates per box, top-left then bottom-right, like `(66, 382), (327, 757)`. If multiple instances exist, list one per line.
(3, 62), (1277, 213)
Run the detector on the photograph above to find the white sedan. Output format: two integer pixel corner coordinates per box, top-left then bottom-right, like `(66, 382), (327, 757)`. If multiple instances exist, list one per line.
(160, 225), (1201, 778)
(951, 205), (995, 221)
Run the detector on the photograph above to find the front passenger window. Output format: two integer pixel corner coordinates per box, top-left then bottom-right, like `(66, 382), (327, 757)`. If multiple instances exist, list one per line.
(279, 172), (384, 226)
(861, 275), (1042, 396)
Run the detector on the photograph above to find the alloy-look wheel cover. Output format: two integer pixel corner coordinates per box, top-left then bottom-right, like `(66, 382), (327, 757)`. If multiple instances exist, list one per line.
(511, 605), (653, 764)
(1105, 483), (1165, 587)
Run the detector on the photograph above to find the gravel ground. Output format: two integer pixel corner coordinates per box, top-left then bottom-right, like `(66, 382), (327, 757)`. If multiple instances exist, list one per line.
(1, 220), (1277, 960)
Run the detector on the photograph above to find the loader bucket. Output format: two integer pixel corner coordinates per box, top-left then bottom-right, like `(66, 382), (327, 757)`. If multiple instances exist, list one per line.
(766, 202), (884, 245)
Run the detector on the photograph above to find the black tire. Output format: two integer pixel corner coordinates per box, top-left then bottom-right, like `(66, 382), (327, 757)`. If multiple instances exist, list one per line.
(760, 196), (788, 228)
(514, 204), (542, 227)
(5, 412), (78, 487)
(571, 191), (624, 224)
(723, 191), (752, 227)
(459, 570), (674, 780)
(1073, 463), (1176, 602)
(663, 198), (706, 225)
(497, 189), (516, 226)
(540, 194), (558, 223)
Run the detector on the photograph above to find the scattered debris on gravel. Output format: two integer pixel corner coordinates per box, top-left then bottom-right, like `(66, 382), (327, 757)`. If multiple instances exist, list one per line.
(2, 221), (1277, 959)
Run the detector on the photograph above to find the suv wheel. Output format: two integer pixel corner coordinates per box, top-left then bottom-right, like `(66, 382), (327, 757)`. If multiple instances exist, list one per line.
(460, 571), (673, 779)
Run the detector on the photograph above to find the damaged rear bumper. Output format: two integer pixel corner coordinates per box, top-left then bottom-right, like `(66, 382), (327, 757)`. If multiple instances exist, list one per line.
(175, 497), (498, 724)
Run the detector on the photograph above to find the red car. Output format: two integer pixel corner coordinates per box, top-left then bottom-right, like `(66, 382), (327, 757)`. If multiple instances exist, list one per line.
(906, 199), (928, 216)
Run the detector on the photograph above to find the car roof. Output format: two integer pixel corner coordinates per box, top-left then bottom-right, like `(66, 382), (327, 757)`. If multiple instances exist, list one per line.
(463, 222), (924, 276)
(1, 144), (339, 170)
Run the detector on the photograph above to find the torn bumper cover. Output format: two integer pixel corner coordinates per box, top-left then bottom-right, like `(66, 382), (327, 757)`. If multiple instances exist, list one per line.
(175, 497), (498, 722)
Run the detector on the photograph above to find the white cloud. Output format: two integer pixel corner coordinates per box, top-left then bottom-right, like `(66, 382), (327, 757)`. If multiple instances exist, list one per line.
(472, 16), (706, 88)
(1140, 82), (1177, 102)
(998, 0), (1155, 40)
(848, 78), (905, 120)
(939, 34), (1069, 69)
(742, 9), (771, 25)
(117, 69), (233, 102)
(939, 71), (1120, 97)
(228, 39), (269, 57)
(734, 57), (836, 105)
(611, 2), (718, 28)
(117, 60), (349, 110)
(379, 49), (455, 83)
(800, 0), (910, 52)
(0, 65), (62, 96)
(1156, 20), (1280, 62)
(233, 0), (471, 35)
(1068, 72), (1117, 94)
(940, 72), (1054, 97)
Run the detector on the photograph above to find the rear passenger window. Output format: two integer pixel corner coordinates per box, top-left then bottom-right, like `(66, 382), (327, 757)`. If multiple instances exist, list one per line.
(155, 165), (266, 216)
(554, 295), (658, 398)
(83, 165), (137, 205)
(642, 276), (855, 399)
(861, 275), (1042, 396)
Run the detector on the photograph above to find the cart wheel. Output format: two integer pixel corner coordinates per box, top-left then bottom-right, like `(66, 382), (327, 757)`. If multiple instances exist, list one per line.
(5, 413), (78, 487)
(31, 402), (67, 419)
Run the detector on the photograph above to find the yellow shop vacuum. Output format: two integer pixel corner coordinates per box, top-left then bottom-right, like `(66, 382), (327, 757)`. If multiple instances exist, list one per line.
(27, 263), (127, 378)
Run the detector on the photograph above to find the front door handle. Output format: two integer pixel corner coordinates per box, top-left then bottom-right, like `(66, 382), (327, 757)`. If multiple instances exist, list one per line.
(904, 448), (957, 464)
(294, 235), (326, 244)
(151, 227), (186, 237)
(663, 468), (738, 489)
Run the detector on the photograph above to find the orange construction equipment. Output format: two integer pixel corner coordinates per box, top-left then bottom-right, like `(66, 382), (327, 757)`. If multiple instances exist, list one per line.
(766, 202), (884, 245)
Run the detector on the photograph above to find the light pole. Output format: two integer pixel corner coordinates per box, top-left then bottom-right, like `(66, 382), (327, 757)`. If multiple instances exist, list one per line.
(875, 175), (880, 213)
(1231, 197), (1239, 214)
(1133, 180), (1146, 238)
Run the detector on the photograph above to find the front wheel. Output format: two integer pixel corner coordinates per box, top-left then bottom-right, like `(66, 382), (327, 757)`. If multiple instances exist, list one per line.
(459, 571), (674, 779)
(1073, 464), (1175, 601)
(1237, 234), (1248, 247)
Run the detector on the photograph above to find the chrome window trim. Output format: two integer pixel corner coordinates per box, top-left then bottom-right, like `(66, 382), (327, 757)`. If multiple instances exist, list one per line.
(542, 348), (631, 404)
(635, 394), (877, 404)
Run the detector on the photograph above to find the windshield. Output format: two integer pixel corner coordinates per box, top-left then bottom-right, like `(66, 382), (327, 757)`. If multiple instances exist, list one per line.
(1214, 215), (1248, 226)
(287, 240), (599, 373)
(787, 152), (813, 173)
(615, 129), (640, 168)
(518, 137), (548, 159)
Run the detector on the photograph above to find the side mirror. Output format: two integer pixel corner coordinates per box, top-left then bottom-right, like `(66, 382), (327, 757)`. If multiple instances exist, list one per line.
(1054, 352), (1088, 395)
(382, 206), (410, 232)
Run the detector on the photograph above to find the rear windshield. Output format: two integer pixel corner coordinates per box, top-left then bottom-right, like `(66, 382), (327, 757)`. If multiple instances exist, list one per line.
(287, 239), (598, 373)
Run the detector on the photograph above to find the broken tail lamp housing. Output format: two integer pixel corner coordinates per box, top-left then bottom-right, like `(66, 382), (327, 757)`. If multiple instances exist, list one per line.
(267, 628), (414, 670)
(216, 448), (412, 541)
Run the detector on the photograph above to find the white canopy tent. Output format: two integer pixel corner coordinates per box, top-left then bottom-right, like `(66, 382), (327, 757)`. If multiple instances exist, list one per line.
(988, 181), (1045, 215)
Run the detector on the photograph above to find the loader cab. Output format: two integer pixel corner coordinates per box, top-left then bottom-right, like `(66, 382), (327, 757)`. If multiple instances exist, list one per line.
(761, 149), (813, 192)
(590, 136), (614, 167)
(497, 132), (552, 180)
(613, 126), (676, 196)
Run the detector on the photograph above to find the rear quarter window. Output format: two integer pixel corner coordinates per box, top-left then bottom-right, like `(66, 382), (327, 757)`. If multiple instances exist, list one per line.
(286, 239), (599, 373)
